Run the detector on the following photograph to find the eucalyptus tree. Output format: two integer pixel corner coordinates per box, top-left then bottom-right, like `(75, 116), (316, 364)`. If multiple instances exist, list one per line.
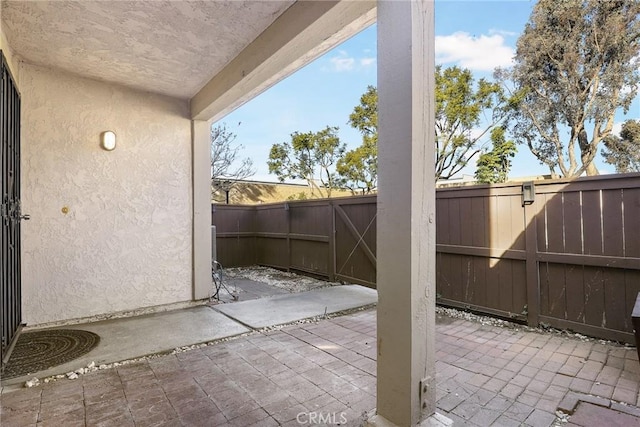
(504, 0), (640, 177)
(602, 120), (640, 173)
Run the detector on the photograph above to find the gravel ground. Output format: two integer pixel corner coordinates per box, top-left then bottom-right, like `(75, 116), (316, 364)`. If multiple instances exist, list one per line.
(435, 305), (636, 349)
(222, 265), (341, 293)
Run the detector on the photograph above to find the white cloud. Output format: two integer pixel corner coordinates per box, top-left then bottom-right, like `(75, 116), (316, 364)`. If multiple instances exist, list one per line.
(325, 50), (375, 73)
(435, 31), (515, 71)
(360, 57), (376, 68)
(488, 28), (517, 37)
(329, 50), (355, 72)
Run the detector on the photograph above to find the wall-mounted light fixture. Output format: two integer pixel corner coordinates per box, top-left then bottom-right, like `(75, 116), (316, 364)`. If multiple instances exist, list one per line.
(522, 181), (535, 206)
(100, 131), (116, 151)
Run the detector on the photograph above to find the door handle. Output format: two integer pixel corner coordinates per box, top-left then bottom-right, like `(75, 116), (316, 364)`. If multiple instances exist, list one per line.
(20, 214), (30, 221)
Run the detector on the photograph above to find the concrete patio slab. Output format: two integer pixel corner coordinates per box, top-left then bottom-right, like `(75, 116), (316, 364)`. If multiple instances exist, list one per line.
(216, 278), (289, 303)
(3, 306), (250, 386)
(213, 284), (378, 329)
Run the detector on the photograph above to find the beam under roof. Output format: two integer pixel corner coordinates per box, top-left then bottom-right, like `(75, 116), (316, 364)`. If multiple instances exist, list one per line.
(190, 0), (376, 122)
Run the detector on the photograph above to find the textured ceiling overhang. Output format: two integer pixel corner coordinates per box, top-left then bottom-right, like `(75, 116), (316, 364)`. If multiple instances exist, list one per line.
(1, 0), (294, 99)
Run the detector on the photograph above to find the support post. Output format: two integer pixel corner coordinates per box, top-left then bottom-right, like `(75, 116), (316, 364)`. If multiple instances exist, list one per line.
(192, 120), (212, 300)
(369, 1), (437, 426)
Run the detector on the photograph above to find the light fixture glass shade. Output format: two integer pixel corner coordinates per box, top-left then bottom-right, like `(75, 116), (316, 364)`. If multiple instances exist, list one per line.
(101, 131), (116, 151)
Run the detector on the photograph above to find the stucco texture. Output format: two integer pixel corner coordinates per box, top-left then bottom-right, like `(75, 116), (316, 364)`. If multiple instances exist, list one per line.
(2, 1), (293, 98)
(0, 6), (20, 83)
(20, 63), (193, 326)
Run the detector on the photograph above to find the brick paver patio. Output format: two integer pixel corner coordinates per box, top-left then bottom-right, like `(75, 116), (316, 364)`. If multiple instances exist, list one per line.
(2, 309), (640, 426)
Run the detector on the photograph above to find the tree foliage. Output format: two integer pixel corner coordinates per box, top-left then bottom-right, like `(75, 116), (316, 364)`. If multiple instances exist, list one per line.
(210, 123), (255, 203)
(337, 138), (377, 194)
(349, 85), (378, 137)
(435, 65), (511, 180)
(335, 77), (510, 184)
(267, 126), (346, 198)
(337, 86), (378, 194)
(602, 120), (640, 173)
(504, 0), (640, 178)
(475, 127), (517, 184)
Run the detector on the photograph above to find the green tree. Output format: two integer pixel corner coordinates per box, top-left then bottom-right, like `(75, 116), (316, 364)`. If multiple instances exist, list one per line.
(337, 139), (377, 194)
(267, 126), (346, 198)
(602, 120), (640, 173)
(475, 127), (517, 184)
(337, 86), (378, 194)
(349, 85), (378, 137)
(210, 123), (255, 204)
(504, 0), (640, 178)
(435, 65), (511, 180)
(340, 77), (510, 183)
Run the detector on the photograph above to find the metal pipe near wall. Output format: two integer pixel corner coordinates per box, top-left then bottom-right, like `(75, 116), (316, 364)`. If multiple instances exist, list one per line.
(211, 225), (217, 264)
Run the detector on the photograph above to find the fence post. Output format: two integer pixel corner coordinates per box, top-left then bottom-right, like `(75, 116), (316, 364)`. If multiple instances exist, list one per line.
(524, 202), (540, 327)
(329, 201), (337, 281)
(286, 202), (291, 272)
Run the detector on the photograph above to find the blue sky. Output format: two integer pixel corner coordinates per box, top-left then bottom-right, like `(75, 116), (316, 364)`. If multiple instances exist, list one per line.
(217, 1), (640, 182)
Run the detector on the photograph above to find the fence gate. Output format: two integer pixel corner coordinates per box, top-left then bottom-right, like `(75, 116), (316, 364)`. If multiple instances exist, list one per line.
(333, 199), (377, 288)
(1, 51), (24, 368)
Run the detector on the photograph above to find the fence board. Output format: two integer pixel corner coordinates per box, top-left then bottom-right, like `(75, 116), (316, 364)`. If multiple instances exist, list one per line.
(582, 190), (603, 256)
(583, 266), (605, 328)
(497, 260), (511, 313)
(512, 260), (527, 316)
(602, 190), (624, 257)
(471, 197), (487, 247)
(256, 237), (288, 269)
(459, 198), (473, 247)
(486, 257), (500, 313)
(291, 240), (329, 275)
(437, 198), (450, 244)
(449, 198), (462, 246)
(624, 188), (640, 257)
(604, 268), (627, 332)
(545, 193), (565, 253)
(565, 265), (585, 323)
(563, 192), (583, 254)
(472, 256), (487, 308)
(536, 193), (549, 252)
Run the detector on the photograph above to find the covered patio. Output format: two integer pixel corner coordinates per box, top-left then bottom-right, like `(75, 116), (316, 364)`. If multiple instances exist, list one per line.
(2, 0), (442, 425)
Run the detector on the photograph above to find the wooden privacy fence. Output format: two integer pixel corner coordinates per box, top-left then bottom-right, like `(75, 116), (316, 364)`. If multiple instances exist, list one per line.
(213, 195), (377, 288)
(212, 173), (640, 343)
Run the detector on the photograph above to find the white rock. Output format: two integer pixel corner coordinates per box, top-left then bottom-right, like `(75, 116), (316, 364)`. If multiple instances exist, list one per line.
(99, 364), (107, 370)
(87, 361), (96, 369)
(24, 377), (40, 388)
(66, 372), (78, 380)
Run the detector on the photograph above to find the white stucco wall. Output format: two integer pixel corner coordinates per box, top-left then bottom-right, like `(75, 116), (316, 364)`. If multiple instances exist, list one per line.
(0, 7), (20, 84)
(20, 63), (193, 326)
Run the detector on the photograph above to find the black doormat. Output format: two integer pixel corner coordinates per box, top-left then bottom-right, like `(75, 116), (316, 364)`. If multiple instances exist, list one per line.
(2, 329), (100, 379)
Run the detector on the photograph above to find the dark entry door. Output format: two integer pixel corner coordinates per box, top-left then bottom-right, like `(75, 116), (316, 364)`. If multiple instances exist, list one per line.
(1, 50), (24, 367)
